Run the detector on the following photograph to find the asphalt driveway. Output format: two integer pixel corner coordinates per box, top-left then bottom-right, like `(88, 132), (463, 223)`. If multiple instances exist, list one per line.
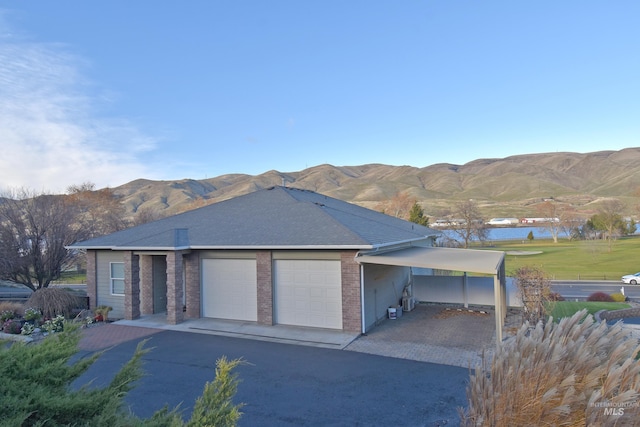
(74, 329), (469, 426)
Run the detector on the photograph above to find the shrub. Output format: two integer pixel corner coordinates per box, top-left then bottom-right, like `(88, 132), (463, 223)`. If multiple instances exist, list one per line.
(20, 322), (36, 335)
(460, 310), (640, 426)
(0, 309), (16, 323)
(41, 315), (65, 333)
(26, 287), (82, 319)
(587, 292), (614, 302)
(2, 319), (23, 334)
(0, 323), (245, 426)
(23, 307), (42, 323)
(609, 292), (627, 302)
(548, 292), (565, 301)
(0, 301), (25, 316)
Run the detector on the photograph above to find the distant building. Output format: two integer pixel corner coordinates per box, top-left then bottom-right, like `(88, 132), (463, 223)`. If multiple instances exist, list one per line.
(520, 218), (560, 224)
(487, 218), (519, 226)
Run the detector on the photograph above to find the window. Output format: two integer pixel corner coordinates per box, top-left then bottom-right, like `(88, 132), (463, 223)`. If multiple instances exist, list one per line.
(110, 262), (125, 295)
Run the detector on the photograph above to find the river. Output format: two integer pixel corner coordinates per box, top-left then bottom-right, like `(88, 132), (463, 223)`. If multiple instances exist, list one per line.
(440, 226), (569, 242)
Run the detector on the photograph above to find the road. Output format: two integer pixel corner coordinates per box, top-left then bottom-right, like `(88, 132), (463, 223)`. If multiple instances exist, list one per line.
(551, 281), (640, 300)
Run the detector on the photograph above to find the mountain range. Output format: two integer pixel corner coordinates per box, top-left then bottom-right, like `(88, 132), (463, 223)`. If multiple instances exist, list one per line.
(112, 148), (640, 220)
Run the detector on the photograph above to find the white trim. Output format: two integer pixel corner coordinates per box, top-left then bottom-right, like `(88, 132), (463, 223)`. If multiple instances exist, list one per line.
(109, 262), (125, 296)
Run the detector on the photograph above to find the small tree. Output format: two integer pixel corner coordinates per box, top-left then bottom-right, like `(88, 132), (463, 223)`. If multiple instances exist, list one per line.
(514, 265), (553, 325)
(408, 202), (429, 227)
(449, 200), (487, 248)
(526, 230), (534, 242)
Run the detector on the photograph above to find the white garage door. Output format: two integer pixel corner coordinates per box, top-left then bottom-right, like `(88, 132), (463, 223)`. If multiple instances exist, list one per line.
(202, 259), (257, 321)
(274, 260), (342, 329)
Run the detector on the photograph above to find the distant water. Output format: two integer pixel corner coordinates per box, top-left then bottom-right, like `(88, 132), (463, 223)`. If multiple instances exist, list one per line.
(440, 226), (570, 242)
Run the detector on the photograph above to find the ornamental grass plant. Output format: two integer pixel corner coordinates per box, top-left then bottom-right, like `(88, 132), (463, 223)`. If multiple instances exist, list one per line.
(26, 287), (82, 319)
(460, 310), (640, 426)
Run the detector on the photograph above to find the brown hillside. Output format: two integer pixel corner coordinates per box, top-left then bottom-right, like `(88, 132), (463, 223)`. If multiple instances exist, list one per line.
(111, 148), (640, 219)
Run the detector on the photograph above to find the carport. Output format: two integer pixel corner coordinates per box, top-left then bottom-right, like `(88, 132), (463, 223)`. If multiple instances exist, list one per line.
(355, 246), (507, 343)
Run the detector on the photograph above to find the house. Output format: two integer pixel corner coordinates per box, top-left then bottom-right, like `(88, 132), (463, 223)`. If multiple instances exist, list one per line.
(70, 186), (507, 339)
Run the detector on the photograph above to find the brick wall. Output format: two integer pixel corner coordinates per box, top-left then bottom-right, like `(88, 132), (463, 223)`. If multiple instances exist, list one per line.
(139, 255), (153, 315)
(341, 251), (362, 332)
(123, 251), (141, 320)
(256, 251), (274, 325)
(166, 251), (184, 324)
(184, 252), (200, 318)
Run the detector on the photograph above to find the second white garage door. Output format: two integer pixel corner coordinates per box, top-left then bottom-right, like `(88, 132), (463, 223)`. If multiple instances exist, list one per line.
(274, 260), (342, 329)
(202, 259), (257, 321)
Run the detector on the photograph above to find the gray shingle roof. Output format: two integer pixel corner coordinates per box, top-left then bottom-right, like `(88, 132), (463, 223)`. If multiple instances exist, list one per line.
(70, 186), (439, 250)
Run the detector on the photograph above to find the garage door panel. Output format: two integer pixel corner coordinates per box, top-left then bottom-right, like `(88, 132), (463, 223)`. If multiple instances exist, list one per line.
(275, 260), (342, 330)
(202, 259), (257, 321)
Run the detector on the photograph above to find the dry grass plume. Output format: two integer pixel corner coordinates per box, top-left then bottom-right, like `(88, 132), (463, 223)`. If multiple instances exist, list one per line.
(460, 310), (640, 426)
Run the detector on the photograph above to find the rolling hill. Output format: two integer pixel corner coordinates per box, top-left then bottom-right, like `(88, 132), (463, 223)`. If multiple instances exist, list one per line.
(112, 148), (640, 220)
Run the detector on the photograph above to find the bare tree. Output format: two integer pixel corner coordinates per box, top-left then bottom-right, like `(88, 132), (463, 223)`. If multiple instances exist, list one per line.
(131, 206), (163, 226)
(0, 189), (87, 290)
(535, 201), (564, 243)
(376, 192), (415, 220)
(449, 200), (487, 248)
(66, 182), (130, 238)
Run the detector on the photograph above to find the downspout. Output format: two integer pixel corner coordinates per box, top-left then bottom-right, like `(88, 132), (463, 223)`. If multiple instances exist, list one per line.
(360, 264), (366, 334)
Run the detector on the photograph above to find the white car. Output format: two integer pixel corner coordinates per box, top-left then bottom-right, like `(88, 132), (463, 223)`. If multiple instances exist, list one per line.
(621, 272), (640, 285)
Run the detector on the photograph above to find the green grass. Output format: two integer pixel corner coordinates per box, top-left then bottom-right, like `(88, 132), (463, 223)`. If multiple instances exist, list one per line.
(549, 301), (630, 320)
(52, 271), (86, 284)
(473, 235), (640, 280)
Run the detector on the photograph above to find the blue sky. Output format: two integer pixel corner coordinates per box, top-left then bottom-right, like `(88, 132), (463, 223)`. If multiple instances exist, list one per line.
(1, 1), (638, 192)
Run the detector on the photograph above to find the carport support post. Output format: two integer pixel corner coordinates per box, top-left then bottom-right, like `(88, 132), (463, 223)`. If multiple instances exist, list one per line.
(463, 272), (469, 309)
(494, 274), (503, 344)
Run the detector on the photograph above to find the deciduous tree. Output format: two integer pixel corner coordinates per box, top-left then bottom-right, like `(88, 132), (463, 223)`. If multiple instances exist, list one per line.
(376, 192), (414, 219)
(67, 182), (130, 238)
(0, 189), (87, 291)
(449, 200), (487, 248)
(586, 199), (634, 252)
(535, 200), (566, 243)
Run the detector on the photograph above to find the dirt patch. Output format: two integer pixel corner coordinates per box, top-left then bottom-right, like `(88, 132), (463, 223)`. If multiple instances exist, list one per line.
(434, 307), (491, 319)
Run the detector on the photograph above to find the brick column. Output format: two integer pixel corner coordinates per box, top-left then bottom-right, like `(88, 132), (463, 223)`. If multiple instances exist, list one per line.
(341, 251), (361, 333)
(123, 251), (141, 320)
(139, 255), (153, 315)
(256, 251), (273, 325)
(85, 250), (97, 310)
(166, 251), (184, 325)
(184, 252), (200, 319)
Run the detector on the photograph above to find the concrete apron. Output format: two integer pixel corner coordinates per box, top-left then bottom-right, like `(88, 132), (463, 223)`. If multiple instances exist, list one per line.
(114, 314), (360, 350)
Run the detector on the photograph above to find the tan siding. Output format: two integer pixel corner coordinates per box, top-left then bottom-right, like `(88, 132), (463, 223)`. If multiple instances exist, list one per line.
(96, 251), (126, 319)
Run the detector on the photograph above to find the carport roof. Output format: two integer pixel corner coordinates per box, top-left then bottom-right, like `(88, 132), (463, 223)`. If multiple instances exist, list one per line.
(355, 246), (505, 275)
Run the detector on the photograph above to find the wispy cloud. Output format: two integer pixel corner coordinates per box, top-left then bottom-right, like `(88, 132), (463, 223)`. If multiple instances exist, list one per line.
(0, 20), (159, 193)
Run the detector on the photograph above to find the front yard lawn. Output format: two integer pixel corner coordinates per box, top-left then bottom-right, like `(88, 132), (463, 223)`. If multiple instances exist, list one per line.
(549, 301), (631, 320)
